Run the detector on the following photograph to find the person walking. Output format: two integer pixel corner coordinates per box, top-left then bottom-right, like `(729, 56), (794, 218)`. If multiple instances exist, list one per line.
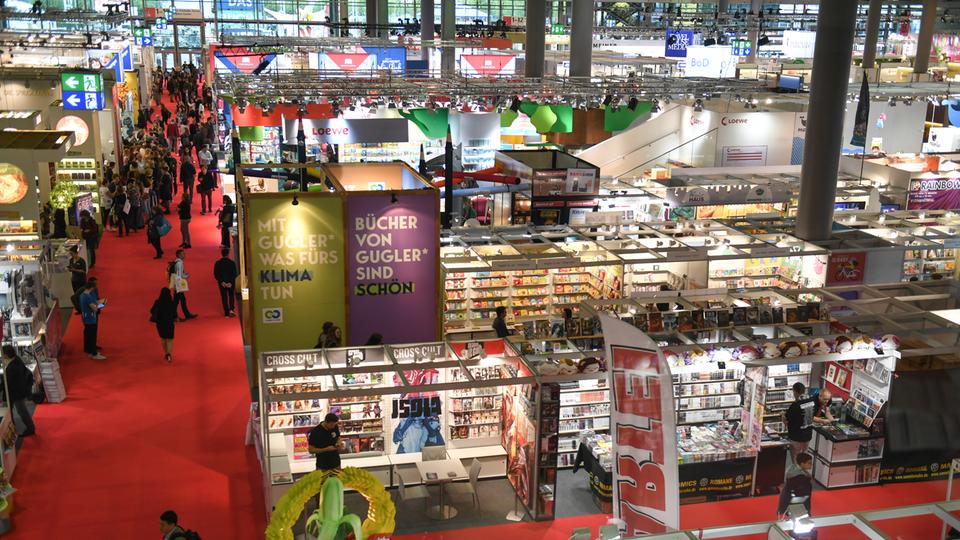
(147, 206), (167, 259)
(197, 144), (213, 170)
(217, 195), (235, 248)
(177, 194), (192, 249)
(213, 248), (237, 317)
(79, 209), (99, 268)
(79, 278), (107, 360)
(99, 182), (114, 231)
(113, 185), (129, 237)
(179, 148), (196, 198)
(169, 248), (197, 321)
(3, 345), (35, 436)
(151, 287), (177, 362)
(67, 245), (87, 314)
(198, 165), (215, 215)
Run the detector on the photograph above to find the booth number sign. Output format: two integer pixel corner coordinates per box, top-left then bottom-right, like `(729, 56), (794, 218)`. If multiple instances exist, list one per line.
(392, 396), (442, 419)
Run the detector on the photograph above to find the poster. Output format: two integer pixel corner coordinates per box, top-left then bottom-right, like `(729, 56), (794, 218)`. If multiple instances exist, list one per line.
(826, 252), (866, 286)
(664, 29), (693, 58)
(907, 177), (960, 210)
(564, 168), (598, 195)
(501, 383), (536, 509)
(293, 427), (312, 460)
(346, 193), (440, 345)
(600, 315), (679, 535)
(721, 145), (767, 167)
(249, 196), (345, 354)
(879, 456), (953, 483)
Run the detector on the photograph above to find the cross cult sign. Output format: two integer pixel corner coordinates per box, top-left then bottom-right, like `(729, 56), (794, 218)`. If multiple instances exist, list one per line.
(61, 72), (104, 110)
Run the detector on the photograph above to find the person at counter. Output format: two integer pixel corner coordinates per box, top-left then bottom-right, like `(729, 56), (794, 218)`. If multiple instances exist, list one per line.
(812, 389), (835, 425)
(308, 413), (343, 471)
(784, 383), (816, 461)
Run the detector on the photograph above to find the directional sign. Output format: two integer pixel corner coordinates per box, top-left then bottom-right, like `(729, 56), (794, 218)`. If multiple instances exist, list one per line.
(61, 72), (104, 111)
(120, 45), (133, 70)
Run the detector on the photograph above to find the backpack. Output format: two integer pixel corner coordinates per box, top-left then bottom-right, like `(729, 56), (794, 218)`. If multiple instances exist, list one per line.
(167, 260), (178, 276)
(172, 530), (201, 540)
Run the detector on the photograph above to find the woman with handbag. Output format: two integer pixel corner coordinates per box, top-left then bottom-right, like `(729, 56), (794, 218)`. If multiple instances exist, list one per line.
(151, 287), (177, 363)
(146, 207), (169, 259)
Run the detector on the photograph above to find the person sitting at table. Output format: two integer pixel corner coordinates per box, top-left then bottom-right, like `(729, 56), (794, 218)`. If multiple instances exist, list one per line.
(308, 413), (342, 471)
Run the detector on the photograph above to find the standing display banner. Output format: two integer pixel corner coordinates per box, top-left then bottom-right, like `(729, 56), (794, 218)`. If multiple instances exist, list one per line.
(346, 192), (440, 345)
(850, 74), (870, 148)
(363, 47), (407, 73)
(248, 196), (346, 354)
(600, 315), (679, 535)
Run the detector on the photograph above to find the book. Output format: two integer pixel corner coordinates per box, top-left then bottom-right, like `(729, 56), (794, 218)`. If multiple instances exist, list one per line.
(647, 312), (664, 332)
(732, 307), (747, 326)
(746, 308), (759, 325)
(716, 309), (731, 327)
(772, 306), (784, 323)
(786, 308), (799, 323)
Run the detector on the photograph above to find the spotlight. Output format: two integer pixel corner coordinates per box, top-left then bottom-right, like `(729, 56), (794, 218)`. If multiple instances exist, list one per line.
(758, 35), (770, 46)
(291, 195), (299, 206)
(390, 193), (398, 204)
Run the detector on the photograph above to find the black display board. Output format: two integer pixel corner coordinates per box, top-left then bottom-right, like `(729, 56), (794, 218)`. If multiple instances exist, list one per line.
(678, 456), (756, 502)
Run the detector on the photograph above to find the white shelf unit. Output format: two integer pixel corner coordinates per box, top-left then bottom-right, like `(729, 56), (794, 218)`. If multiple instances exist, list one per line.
(671, 364), (745, 426)
(447, 365), (503, 448)
(556, 381), (610, 468)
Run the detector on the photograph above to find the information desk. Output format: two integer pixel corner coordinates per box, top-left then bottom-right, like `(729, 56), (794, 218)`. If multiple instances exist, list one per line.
(811, 424), (884, 489)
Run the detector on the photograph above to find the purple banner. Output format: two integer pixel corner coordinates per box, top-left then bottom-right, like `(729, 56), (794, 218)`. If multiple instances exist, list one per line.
(347, 193), (440, 345)
(908, 178), (960, 210)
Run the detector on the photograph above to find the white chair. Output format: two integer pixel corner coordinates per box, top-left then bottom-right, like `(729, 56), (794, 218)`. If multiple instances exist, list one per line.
(422, 445), (448, 461)
(397, 469), (430, 510)
(446, 458), (482, 514)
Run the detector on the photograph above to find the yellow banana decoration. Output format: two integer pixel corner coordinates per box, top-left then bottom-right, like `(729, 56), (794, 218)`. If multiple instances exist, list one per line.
(265, 468), (396, 540)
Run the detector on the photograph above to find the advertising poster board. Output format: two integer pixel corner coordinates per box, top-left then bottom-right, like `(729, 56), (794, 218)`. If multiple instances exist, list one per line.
(364, 47), (407, 73)
(248, 196), (346, 354)
(683, 46), (736, 78)
(781, 30), (817, 58)
(600, 315), (679, 535)
(346, 193), (440, 345)
(564, 168), (598, 196)
(283, 118), (409, 145)
(721, 145), (768, 167)
(460, 54), (517, 77)
(907, 177), (960, 210)
(664, 29), (694, 58)
(501, 382), (536, 509)
(826, 252), (867, 286)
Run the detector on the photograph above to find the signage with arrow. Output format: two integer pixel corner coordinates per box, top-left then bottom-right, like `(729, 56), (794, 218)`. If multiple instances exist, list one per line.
(61, 72), (104, 111)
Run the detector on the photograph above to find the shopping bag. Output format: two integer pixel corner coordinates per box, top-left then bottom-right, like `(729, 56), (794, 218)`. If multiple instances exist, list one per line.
(157, 216), (172, 237)
(175, 277), (189, 293)
(122, 200), (131, 215)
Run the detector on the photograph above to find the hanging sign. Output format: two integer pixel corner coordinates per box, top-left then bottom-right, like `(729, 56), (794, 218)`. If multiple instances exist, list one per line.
(61, 72), (104, 110)
(731, 38), (752, 57)
(600, 315), (680, 535)
(826, 252), (867, 286)
(346, 193), (440, 345)
(283, 118), (409, 144)
(907, 177), (960, 210)
(664, 29), (694, 58)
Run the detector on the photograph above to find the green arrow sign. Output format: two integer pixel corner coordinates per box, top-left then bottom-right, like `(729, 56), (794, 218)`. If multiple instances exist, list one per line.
(61, 72), (101, 96)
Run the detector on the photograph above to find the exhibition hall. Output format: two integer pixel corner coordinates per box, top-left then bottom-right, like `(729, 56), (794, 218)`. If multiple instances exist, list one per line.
(1, 0), (960, 539)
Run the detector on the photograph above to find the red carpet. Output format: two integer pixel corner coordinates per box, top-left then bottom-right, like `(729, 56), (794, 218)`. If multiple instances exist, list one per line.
(394, 479), (956, 540)
(8, 183), (265, 535)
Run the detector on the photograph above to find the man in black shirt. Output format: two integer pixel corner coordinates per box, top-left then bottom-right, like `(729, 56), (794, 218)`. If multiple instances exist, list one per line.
(213, 248), (238, 317)
(308, 413), (342, 470)
(784, 382), (815, 462)
(492, 306), (509, 338)
(67, 246), (87, 314)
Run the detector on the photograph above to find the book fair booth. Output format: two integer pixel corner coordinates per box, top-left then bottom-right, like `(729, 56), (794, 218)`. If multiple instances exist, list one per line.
(252, 280), (960, 529)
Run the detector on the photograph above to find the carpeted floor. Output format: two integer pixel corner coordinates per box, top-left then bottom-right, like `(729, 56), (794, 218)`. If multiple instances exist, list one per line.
(7, 108), (266, 537)
(391, 478), (956, 540)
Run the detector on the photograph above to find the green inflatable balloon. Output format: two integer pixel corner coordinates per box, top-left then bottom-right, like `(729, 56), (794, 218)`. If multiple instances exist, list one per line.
(518, 100), (539, 118)
(500, 108), (519, 128)
(530, 105), (558, 134)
